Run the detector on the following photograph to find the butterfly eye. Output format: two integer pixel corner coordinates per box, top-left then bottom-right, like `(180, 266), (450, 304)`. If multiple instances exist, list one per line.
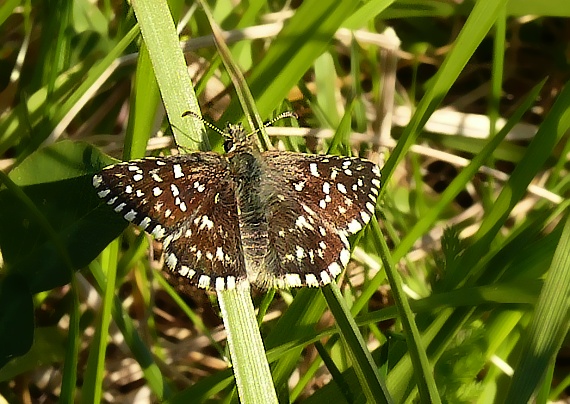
(224, 138), (234, 152)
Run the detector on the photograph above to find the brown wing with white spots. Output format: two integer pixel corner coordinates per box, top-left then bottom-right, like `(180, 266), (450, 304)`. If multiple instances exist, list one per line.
(92, 153), (246, 290)
(256, 151), (381, 288)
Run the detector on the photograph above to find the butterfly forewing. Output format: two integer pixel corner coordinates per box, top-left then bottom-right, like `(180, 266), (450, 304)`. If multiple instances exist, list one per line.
(93, 153), (247, 289)
(262, 153), (380, 233)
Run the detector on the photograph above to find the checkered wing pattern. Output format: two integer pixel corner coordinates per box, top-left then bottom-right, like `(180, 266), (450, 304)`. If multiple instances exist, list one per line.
(92, 154), (247, 289)
(254, 152), (381, 289)
(93, 116), (382, 291)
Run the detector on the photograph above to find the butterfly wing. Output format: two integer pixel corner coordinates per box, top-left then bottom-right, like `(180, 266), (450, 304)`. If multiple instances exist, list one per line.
(254, 151), (381, 289)
(93, 153), (246, 290)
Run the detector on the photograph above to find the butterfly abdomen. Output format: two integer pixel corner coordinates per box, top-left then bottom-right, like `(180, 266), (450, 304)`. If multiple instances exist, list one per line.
(230, 151), (272, 284)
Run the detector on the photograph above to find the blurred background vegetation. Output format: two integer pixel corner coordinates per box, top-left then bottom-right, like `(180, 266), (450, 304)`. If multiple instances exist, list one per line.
(1, 0), (570, 403)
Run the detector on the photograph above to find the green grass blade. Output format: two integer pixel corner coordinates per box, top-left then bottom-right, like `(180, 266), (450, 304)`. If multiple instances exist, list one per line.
(371, 220), (441, 403)
(81, 239), (119, 404)
(447, 80), (570, 288)
(223, 0), (360, 122)
(395, 79), (544, 271)
(323, 283), (392, 403)
(123, 45), (161, 160)
(131, 0), (204, 150)
(218, 283), (279, 404)
(380, 0), (509, 195)
(506, 214), (570, 402)
(88, 260), (170, 399)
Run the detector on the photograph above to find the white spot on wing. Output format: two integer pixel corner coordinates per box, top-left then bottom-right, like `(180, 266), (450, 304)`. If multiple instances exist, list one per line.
(216, 246), (224, 261)
(92, 175), (103, 188)
(133, 174), (143, 182)
(295, 215), (314, 231)
(194, 181), (206, 192)
(301, 204), (316, 216)
(285, 274), (302, 287)
(124, 210), (137, 221)
(309, 163), (320, 177)
(163, 234), (173, 248)
(320, 271), (332, 284)
(329, 262), (342, 277)
(198, 275), (210, 289)
(305, 274), (319, 287)
(199, 216), (214, 230)
(97, 189), (110, 198)
(346, 219), (363, 233)
(339, 249), (351, 266)
(166, 253), (178, 269)
(151, 225), (165, 239)
(139, 217), (151, 229)
(173, 164), (184, 179)
(337, 183), (347, 194)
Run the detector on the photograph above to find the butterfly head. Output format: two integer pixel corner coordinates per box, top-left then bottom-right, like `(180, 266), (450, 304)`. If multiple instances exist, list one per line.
(222, 123), (252, 154)
(181, 110), (298, 155)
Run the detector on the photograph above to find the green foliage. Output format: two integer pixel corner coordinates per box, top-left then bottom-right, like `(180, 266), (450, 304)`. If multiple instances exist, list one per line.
(1, 0), (569, 402)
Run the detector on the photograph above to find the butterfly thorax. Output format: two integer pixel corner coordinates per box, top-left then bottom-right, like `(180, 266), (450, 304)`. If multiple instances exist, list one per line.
(225, 127), (270, 283)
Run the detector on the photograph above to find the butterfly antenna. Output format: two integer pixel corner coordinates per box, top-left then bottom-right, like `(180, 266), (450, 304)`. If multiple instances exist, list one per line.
(182, 110), (226, 136)
(264, 111), (298, 128)
(248, 111), (298, 136)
